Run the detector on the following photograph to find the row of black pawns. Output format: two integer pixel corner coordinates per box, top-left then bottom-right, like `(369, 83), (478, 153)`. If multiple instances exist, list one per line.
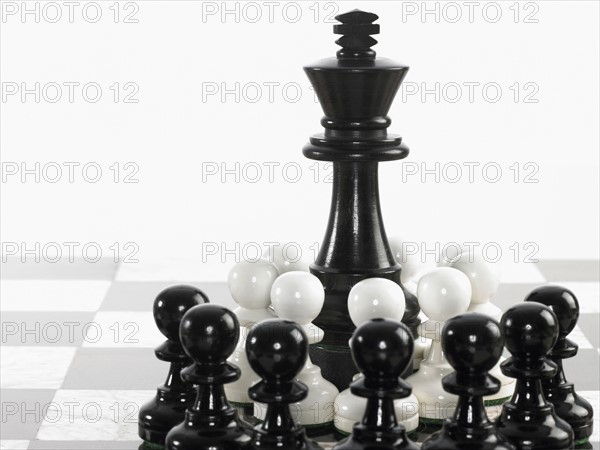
(138, 285), (593, 450)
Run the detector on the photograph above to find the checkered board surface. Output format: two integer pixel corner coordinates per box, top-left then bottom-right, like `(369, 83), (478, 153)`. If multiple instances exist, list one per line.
(1, 259), (599, 450)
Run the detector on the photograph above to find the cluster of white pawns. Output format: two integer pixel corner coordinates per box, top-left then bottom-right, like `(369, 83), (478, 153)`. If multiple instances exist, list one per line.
(224, 238), (514, 434)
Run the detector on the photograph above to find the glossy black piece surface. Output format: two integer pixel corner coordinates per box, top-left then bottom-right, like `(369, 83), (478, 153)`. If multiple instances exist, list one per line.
(246, 319), (322, 450)
(154, 285), (210, 342)
(333, 318), (418, 450)
(495, 303), (574, 450)
(303, 9), (419, 391)
(525, 286), (594, 443)
(165, 304), (251, 450)
(422, 313), (515, 450)
(138, 285), (209, 445)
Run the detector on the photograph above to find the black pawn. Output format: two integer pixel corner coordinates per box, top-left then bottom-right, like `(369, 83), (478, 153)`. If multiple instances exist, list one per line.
(525, 286), (594, 444)
(138, 285), (209, 447)
(245, 319), (322, 450)
(421, 313), (516, 450)
(495, 302), (574, 450)
(334, 319), (419, 450)
(165, 304), (252, 450)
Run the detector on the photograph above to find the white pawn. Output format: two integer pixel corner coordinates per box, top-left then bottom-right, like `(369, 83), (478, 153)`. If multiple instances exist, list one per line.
(448, 253), (502, 320)
(262, 244), (310, 274)
(225, 260), (278, 406)
(388, 236), (436, 296)
(437, 243), (462, 267)
(255, 271), (339, 431)
(347, 278), (406, 325)
(334, 278), (420, 436)
(448, 253), (515, 409)
(407, 267), (471, 423)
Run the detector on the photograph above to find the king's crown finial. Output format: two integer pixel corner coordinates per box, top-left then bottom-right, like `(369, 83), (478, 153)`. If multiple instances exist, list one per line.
(333, 9), (379, 59)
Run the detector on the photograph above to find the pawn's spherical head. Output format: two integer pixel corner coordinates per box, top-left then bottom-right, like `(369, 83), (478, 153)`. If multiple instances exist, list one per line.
(501, 302), (559, 357)
(524, 285), (579, 337)
(153, 285), (209, 341)
(388, 236), (435, 285)
(270, 272), (324, 325)
(262, 245), (311, 274)
(348, 278), (405, 327)
(227, 260), (279, 309)
(246, 319), (308, 382)
(449, 254), (500, 305)
(443, 313), (504, 373)
(351, 319), (414, 379)
(438, 243), (462, 267)
(417, 267), (471, 321)
(179, 304), (239, 364)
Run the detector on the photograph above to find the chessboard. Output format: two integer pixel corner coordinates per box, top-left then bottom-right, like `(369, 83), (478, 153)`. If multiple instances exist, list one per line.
(1, 258), (599, 450)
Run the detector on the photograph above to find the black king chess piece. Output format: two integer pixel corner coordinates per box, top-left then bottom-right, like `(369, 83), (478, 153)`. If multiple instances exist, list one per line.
(138, 285), (209, 449)
(303, 9), (420, 390)
(334, 318), (419, 450)
(165, 304), (252, 450)
(421, 313), (516, 450)
(246, 319), (322, 450)
(525, 285), (594, 444)
(495, 302), (574, 450)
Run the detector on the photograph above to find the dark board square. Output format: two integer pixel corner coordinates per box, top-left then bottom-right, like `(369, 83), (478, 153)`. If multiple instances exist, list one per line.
(537, 260), (600, 282)
(100, 281), (234, 311)
(62, 348), (163, 390)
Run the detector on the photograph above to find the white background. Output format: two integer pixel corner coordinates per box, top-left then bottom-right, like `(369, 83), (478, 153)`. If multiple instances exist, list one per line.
(1, 1), (599, 280)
